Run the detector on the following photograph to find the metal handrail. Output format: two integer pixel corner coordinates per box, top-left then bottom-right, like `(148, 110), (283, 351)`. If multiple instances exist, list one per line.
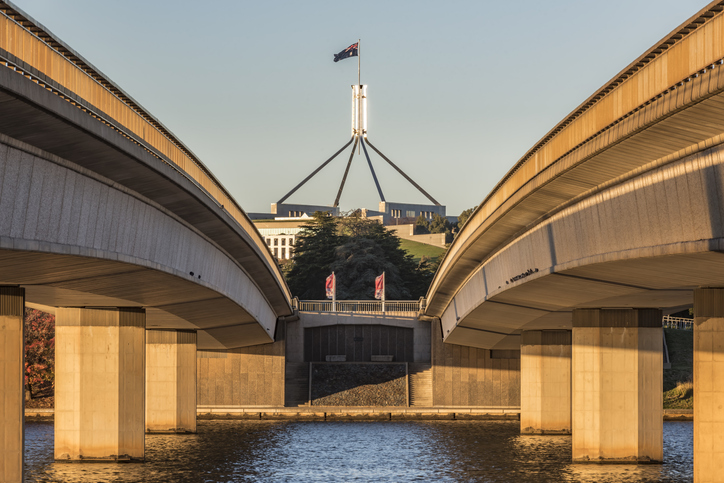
(296, 299), (423, 315)
(662, 315), (693, 330)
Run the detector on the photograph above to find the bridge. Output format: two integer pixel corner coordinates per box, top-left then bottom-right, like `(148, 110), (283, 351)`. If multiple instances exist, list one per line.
(0, 0), (292, 478)
(424, 0), (724, 477)
(1, 0), (724, 482)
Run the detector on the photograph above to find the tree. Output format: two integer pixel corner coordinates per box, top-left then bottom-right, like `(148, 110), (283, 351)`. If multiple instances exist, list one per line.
(457, 206), (477, 231)
(429, 213), (451, 234)
(285, 212), (429, 300)
(415, 214), (430, 234)
(24, 308), (55, 399)
(334, 216), (419, 299)
(428, 213), (453, 243)
(286, 211), (342, 299)
(409, 247), (448, 298)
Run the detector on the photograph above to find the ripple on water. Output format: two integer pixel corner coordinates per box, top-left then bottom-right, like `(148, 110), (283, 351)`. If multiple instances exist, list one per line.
(23, 420), (693, 482)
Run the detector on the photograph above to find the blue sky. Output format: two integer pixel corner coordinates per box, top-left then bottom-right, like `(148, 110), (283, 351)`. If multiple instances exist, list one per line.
(10, 0), (706, 216)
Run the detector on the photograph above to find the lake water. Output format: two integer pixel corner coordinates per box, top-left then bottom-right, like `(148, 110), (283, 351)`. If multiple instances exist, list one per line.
(24, 420), (693, 482)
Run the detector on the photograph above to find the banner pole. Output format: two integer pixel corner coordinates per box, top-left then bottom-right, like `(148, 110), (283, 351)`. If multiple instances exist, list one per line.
(382, 271), (385, 314)
(332, 272), (336, 312)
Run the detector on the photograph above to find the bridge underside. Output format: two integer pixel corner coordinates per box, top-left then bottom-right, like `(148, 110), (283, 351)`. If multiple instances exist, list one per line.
(0, 61), (291, 350)
(419, 2), (724, 471)
(443, 138), (724, 349)
(0, 249), (270, 349)
(447, 248), (721, 349)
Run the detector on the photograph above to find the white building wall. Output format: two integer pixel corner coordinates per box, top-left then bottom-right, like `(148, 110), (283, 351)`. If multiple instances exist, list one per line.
(263, 234), (296, 260)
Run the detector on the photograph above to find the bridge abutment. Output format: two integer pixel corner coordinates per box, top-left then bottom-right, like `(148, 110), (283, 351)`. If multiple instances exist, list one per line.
(693, 288), (724, 482)
(571, 308), (662, 464)
(146, 329), (197, 433)
(520, 330), (571, 435)
(0, 287), (24, 483)
(54, 307), (145, 462)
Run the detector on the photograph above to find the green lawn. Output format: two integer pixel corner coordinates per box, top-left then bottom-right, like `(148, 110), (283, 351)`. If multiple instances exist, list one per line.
(663, 328), (693, 409)
(398, 238), (446, 262)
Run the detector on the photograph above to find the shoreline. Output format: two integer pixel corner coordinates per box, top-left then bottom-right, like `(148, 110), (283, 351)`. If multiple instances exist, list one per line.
(24, 407), (694, 422)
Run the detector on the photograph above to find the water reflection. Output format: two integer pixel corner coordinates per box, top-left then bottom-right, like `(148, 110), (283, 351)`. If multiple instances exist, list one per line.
(24, 420), (692, 482)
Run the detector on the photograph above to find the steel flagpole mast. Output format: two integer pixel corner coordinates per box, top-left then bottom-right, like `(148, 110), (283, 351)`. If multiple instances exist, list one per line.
(357, 39), (361, 154)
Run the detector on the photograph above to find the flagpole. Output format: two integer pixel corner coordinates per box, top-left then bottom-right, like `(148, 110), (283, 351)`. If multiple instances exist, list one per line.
(332, 272), (336, 312)
(357, 39), (361, 154)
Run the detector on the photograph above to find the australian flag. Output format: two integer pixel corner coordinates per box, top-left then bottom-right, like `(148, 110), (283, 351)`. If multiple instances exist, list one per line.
(334, 42), (358, 62)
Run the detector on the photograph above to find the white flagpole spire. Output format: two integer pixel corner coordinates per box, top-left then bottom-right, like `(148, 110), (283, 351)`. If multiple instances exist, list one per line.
(357, 39), (361, 154)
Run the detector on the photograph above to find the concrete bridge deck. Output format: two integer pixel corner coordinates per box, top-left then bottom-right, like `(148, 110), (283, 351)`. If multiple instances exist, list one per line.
(421, 0), (724, 476)
(0, 1), (292, 348)
(0, 0), (292, 478)
(0, 0), (721, 481)
(427, 0), (724, 341)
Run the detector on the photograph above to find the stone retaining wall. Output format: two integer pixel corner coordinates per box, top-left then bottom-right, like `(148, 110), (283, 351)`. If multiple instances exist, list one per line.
(311, 363), (407, 406)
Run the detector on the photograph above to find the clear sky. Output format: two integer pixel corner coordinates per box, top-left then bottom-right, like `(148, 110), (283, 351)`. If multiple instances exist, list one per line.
(9, 0), (707, 217)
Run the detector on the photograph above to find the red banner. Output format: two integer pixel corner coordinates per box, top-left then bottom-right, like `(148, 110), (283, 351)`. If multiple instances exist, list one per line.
(326, 273), (335, 299)
(375, 274), (384, 300)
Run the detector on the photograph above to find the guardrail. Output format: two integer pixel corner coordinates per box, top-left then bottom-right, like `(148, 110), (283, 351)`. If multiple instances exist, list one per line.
(663, 315), (693, 330)
(294, 299), (424, 316)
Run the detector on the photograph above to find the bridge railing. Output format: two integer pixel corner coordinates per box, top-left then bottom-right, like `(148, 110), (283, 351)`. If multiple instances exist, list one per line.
(294, 299), (424, 316)
(663, 315), (693, 330)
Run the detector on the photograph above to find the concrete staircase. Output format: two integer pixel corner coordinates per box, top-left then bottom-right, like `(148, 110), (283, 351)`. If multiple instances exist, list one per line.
(408, 363), (432, 407)
(285, 362), (310, 407)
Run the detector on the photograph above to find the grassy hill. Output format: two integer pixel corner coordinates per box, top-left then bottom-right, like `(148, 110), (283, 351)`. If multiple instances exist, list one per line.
(398, 238), (446, 262)
(663, 328), (693, 409)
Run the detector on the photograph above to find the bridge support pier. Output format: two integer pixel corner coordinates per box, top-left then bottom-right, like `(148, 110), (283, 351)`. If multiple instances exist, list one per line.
(520, 330), (571, 435)
(0, 287), (24, 483)
(571, 308), (662, 463)
(146, 329), (197, 433)
(55, 307), (145, 462)
(693, 288), (724, 482)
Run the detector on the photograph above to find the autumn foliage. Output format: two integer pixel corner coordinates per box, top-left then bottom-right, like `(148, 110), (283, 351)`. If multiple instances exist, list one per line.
(24, 308), (55, 398)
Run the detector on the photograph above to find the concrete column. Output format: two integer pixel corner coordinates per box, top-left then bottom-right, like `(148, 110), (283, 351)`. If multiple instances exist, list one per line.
(0, 287), (24, 483)
(520, 330), (571, 435)
(146, 329), (197, 433)
(54, 307), (145, 461)
(693, 288), (724, 482)
(571, 308), (662, 463)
